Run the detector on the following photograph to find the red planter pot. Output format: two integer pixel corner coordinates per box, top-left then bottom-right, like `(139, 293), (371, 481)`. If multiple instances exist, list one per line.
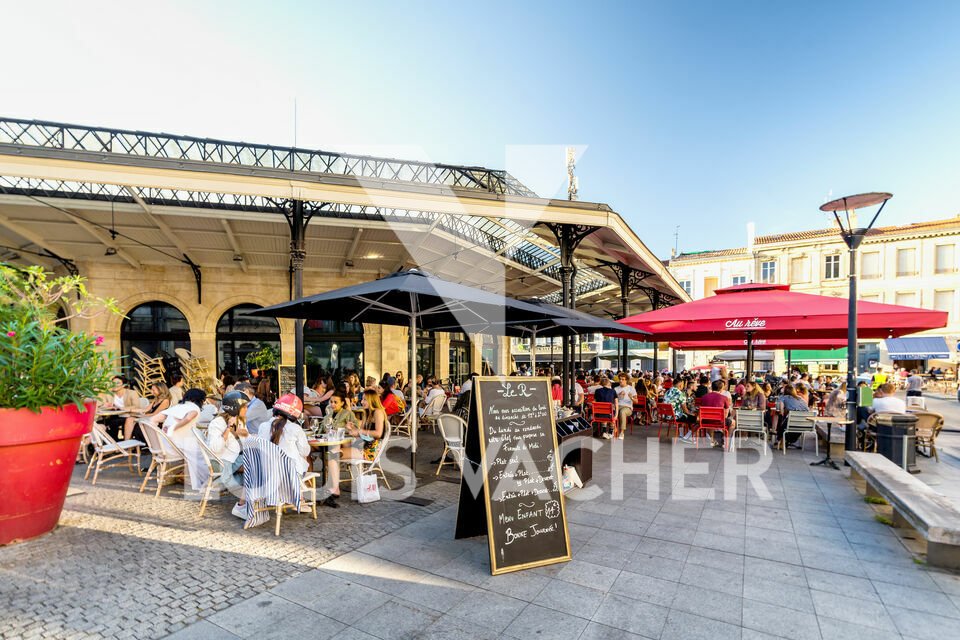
(0, 401), (95, 545)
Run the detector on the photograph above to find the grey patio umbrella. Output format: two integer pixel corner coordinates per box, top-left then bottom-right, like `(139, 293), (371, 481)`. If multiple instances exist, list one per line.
(248, 269), (570, 475)
(437, 299), (650, 373)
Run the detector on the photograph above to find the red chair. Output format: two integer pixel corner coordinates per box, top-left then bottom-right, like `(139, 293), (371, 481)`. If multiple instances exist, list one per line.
(584, 393), (595, 419)
(656, 402), (678, 441)
(695, 406), (729, 450)
(591, 402), (615, 438)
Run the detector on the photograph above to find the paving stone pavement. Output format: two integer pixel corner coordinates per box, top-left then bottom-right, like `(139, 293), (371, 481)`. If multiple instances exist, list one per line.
(168, 427), (960, 640)
(0, 437), (458, 640)
(5, 425), (960, 640)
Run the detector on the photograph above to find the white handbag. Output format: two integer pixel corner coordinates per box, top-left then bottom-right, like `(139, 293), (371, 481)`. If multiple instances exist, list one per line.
(357, 473), (381, 503)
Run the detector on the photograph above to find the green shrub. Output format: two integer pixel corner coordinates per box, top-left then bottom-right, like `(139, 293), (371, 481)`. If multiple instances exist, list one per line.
(0, 265), (121, 411)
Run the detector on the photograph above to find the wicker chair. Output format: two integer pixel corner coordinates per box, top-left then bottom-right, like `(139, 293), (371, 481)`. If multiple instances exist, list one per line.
(913, 411), (945, 462)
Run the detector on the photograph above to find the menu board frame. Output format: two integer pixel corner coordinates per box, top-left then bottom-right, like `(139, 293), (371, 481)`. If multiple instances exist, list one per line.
(471, 376), (571, 575)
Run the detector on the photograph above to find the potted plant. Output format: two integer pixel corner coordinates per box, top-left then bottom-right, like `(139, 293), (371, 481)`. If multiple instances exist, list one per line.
(246, 342), (279, 377)
(0, 265), (120, 545)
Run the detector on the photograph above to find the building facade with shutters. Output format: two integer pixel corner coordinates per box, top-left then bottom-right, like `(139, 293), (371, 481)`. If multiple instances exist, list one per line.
(666, 216), (960, 375)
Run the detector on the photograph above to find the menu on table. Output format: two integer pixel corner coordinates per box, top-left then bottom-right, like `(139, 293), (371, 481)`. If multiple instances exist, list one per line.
(463, 376), (571, 575)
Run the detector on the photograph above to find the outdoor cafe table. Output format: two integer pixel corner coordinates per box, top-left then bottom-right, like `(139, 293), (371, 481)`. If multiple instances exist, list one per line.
(811, 417), (853, 471)
(308, 436), (354, 488)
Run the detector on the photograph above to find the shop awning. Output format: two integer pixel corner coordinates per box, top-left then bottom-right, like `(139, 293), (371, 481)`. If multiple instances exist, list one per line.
(884, 337), (950, 359)
(791, 348), (848, 362)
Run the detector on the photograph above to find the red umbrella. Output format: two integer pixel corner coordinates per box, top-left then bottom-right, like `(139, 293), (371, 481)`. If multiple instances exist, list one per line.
(617, 283), (947, 342)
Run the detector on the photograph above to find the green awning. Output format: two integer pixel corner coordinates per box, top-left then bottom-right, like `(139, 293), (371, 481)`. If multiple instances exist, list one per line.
(790, 348), (848, 362)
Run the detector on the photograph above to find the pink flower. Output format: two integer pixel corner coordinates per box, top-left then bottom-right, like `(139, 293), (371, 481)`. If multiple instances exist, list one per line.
(5, 331), (15, 338)
(94, 335), (105, 346)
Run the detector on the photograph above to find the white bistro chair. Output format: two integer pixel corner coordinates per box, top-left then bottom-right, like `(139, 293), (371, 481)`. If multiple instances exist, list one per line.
(435, 414), (466, 475)
(732, 409), (768, 454)
(139, 422), (186, 497)
(781, 410), (818, 455)
(341, 423), (392, 492)
(85, 424), (143, 485)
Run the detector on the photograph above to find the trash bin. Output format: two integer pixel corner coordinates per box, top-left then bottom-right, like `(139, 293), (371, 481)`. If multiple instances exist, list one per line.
(874, 413), (919, 473)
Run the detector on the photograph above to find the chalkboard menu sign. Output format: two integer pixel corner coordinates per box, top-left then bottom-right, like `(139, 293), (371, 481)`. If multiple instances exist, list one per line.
(278, 364), (306, 395)
(458, 376), (571, 575)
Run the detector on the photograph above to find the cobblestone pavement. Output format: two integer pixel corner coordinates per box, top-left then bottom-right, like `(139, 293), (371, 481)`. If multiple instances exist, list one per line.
(171, 427), (960, 640)
(0, 437), (458, 640)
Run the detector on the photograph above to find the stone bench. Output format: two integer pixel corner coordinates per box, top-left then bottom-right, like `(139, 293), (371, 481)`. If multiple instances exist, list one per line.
(847, 451), (960, 569)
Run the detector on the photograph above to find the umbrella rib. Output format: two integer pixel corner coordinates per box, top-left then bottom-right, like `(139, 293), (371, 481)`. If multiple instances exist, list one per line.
(350, 295), (414, 321)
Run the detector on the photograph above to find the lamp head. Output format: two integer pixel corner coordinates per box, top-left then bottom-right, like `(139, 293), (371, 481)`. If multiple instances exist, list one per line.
(820, 192), (892, 242)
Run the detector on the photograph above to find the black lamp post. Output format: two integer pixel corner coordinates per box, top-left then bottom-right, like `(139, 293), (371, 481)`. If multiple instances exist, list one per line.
(819, 192), (892, 452)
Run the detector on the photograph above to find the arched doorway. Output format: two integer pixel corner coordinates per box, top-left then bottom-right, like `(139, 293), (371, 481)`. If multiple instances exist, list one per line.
(303, 320), (364, 382)
(216, 304), (281, 377)
(120, 301), (191, 381)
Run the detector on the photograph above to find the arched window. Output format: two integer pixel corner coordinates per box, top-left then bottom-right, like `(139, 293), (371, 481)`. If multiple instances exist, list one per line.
(303, 320), (364, 380)
(120, 301), (190, 378)
(216, 304), (281, 376)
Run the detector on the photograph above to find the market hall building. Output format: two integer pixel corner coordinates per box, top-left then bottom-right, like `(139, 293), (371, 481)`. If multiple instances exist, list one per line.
(0, 118), (687, 385)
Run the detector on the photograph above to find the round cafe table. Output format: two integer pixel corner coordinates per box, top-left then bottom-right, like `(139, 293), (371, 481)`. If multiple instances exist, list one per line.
(811, 417), (853, 471)
(308, 436), (354, 488)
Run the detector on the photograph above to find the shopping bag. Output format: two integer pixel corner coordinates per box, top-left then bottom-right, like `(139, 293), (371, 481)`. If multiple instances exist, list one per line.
(562, 465), (583, 492)
(357, 473), (381, 503)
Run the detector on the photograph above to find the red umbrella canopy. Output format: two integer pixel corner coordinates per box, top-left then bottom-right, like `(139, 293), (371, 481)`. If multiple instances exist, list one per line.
(670, 338), (848, 351)
(617, 283), (947, 341)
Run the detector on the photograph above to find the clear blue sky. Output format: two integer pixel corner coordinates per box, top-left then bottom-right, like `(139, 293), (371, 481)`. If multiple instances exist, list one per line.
(3, 0), (959, 257)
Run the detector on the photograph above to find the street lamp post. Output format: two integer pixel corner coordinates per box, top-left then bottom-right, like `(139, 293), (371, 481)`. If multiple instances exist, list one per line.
(820, 192), (892, 452)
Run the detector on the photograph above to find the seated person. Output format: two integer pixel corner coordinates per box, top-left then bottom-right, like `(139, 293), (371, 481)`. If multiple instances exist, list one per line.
(693, 375), (710, 399)
(699, 379), (734, 447)
(257, 394), (310, 475)
(324, 393), (355, 431)
(773, 384), (809, 447)
(872, 383), (906, 414)
(663, 378), (697, 442)
(151, 388), (205, 451)
(324, 388), (386, 508)
(206, 391), (249, 517)
(124, 382), (171, 441)
(421, 377), (446, 416)
(614, 373), (637, 439)
(739, 379), (766, 411)
(592, 377), (617, 438)
(379, 378), (401, 417)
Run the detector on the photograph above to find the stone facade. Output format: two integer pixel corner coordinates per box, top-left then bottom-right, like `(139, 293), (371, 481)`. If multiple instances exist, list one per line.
(68, 260), (507, 383)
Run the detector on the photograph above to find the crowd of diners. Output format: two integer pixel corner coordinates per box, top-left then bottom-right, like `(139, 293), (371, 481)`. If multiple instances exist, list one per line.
(518, 362), (926, 450)
(91, 357), (931, 514)
(92, 365), (484, 513)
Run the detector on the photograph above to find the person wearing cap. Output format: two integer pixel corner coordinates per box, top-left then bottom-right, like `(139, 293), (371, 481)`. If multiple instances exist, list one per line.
(257, 393), (310, 474)
(236, 382), (271, 431)
(206, 390), (249, 517)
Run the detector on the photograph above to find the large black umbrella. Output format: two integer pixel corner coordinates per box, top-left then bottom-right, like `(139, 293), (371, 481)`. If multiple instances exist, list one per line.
(436, 299), (650, 372)
(249, 269), (570, 474)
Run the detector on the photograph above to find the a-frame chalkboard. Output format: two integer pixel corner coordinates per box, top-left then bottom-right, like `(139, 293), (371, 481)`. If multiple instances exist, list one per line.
(454, 376), (571, 575)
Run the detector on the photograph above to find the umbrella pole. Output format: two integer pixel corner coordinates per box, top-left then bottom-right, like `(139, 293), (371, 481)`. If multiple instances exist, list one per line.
(745, 331), (754, 379)
(529, 329), (537, 374)
(409, 312), (418, 482)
